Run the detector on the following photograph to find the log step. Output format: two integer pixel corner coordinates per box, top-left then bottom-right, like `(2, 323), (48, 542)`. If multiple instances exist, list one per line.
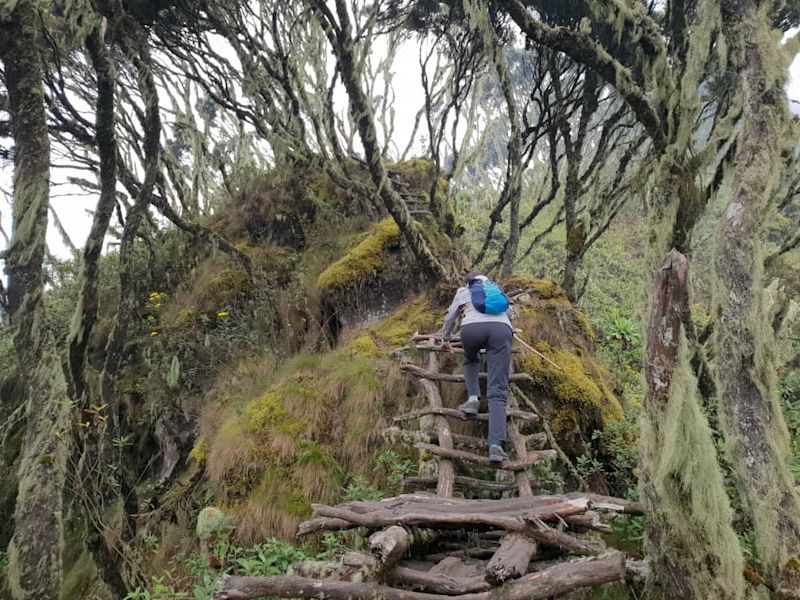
(416, 443), (556, 472)
(394, 407), (538, 424)
(401, 363), (532, 384)
(403, 476), (519, 493)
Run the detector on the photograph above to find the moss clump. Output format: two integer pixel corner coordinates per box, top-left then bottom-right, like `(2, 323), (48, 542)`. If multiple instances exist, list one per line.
(340, 295), (442, 357)
(504, 276), (567, 302)
(520, 342), (623, 429)
(347, 332), (381, 358)
(188, 436), (206, 464)
(317, 218), (401, 291)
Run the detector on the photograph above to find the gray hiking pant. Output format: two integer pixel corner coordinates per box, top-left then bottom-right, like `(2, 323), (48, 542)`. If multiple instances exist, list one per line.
(460, 322), (513, 449)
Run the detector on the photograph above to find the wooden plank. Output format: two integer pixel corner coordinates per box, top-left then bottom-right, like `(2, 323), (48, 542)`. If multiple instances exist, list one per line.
(402, 363), (532, 383)
(415, 443), (555, 472)
(403, 476), (519, 493)
(394, 407), (538, 424)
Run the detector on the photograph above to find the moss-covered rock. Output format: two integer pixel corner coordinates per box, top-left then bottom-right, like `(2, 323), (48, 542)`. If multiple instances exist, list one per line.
(317, 218), (402, 291)
(507, 277), (623, 455)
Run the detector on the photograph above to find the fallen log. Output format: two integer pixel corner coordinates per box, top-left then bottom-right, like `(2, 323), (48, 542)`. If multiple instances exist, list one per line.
(321, 495), (572, 516)
(212, 553), (627, 600)
(562, 512), (613, 534)
(369, 526), (411, 567)
(308, 499), (590, 533)
(416, 443), (556, 471)
(394, 407), (538, 424)
(401, 363), (532, 384)
(387, 566), (492, 595)
(485, 534), (538, 585)
(563, 492), (646, 515)
(524, 521), (605, 557)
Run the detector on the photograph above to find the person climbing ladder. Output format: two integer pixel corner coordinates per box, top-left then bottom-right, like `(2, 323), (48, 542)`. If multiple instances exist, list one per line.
(439, 272), (513, 463)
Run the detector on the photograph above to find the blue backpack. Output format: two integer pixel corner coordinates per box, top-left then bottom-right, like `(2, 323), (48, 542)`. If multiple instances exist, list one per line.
(468, 278), (510, 315)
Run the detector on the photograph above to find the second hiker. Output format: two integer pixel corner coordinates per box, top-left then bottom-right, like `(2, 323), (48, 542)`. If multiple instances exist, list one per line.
(440, 273), (513, 463)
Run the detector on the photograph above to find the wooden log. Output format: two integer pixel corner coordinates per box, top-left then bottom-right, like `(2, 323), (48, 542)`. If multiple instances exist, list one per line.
(417, 353), (455, 497)
(403, 476), (518, 493)
(414, 344), (521, 355)
(213, 554), (627, 600)
(395, 407), (538, 424)
(563, 492), (646, 515)
(562, 512), (613, 534)
(387, 566), (491, 595)
(298, 496), (584, 536)
(369, 526), (410, 566)
(416, 443), (556, 472)
(507, 394), (532, 496)
(308, 500), (589, 533)
(485, 534), (538, 585)
(401, 363), (532, 384)
(524, 521), (605, 556)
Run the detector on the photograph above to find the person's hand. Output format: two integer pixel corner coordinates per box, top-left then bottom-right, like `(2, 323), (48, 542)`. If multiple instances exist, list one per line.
(441, 341), (454, 353)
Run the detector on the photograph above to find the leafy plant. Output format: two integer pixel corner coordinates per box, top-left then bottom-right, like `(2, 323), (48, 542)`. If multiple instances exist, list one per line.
(576, 454), (605, 479)
(373, 449), (414, 494)
(528, 462), (564, 492)
(604, 309), (641, 349)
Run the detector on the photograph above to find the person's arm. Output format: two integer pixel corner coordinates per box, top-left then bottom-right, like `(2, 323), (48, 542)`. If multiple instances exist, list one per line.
(441, 287), (469, 340)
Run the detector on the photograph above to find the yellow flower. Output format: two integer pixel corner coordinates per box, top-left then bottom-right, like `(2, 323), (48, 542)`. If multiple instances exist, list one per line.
(217, 311), (230, 318)
(154, 303), (161, 309)
(150, 331), (159, 337)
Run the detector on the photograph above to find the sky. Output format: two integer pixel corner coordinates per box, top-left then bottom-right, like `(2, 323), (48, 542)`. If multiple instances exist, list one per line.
(2, 34), (800, 262)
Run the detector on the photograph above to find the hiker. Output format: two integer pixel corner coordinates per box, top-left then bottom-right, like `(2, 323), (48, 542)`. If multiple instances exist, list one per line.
(440, 273), (513, 463)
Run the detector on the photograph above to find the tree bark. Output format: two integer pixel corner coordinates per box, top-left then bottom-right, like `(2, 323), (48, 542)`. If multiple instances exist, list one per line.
(66, 20), (118, 399)
(2, 3), (70, 598)
(715, 2), (800, 595)
(640, 250), (744, 599)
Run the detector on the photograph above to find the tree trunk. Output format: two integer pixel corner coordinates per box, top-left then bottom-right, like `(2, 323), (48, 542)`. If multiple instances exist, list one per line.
(310, 0), (452, 284)
(66, 20), (118, 399)
(715, 3), (800, 595)
(1, 3), (70, 598)
(640, 250), (744, 599)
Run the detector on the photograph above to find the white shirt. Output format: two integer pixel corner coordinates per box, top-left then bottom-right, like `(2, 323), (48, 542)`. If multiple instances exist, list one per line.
(441, 276), (513, 338)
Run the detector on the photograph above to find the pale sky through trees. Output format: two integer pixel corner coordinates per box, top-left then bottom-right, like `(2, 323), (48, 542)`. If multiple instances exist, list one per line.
(3, 31), (800, 261)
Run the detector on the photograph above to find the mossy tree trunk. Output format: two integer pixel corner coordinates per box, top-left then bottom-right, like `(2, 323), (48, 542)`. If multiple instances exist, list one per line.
(66, 19), (118, 399)
(641, 250), (745, 599)
(1, 2), (70, 598)
(308, 0), (453, 284)
(715, 2), (800, 595)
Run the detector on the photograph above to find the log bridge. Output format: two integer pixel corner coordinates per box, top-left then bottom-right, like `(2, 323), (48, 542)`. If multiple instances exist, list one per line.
(214, 332), (644, 599)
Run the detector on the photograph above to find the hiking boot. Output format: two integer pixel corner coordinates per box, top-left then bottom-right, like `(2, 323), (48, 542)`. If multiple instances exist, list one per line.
(489, 444), (509, 464)
(458, 396), (480, 416)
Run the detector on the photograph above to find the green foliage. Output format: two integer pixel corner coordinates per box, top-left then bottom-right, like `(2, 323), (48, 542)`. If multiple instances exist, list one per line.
(373, 449), (415, 495)
(528, 462), (564, 493)
(592, 414), (640, 494)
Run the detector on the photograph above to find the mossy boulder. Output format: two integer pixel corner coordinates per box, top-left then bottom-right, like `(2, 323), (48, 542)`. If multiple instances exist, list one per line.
(507, 277), (623, 455)
(317, 218), (425, 340)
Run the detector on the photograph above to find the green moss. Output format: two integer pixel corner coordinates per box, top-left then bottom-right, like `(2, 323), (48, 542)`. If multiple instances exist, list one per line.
(244, 381), (322, 438)
(369, 296), (441, 350)
(520, 342), (624, 427)
(317, 218), (401, 291)
(504, 276), (567, 302)
(346, 332), (381, 358)
(188, 436), (206, 464)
